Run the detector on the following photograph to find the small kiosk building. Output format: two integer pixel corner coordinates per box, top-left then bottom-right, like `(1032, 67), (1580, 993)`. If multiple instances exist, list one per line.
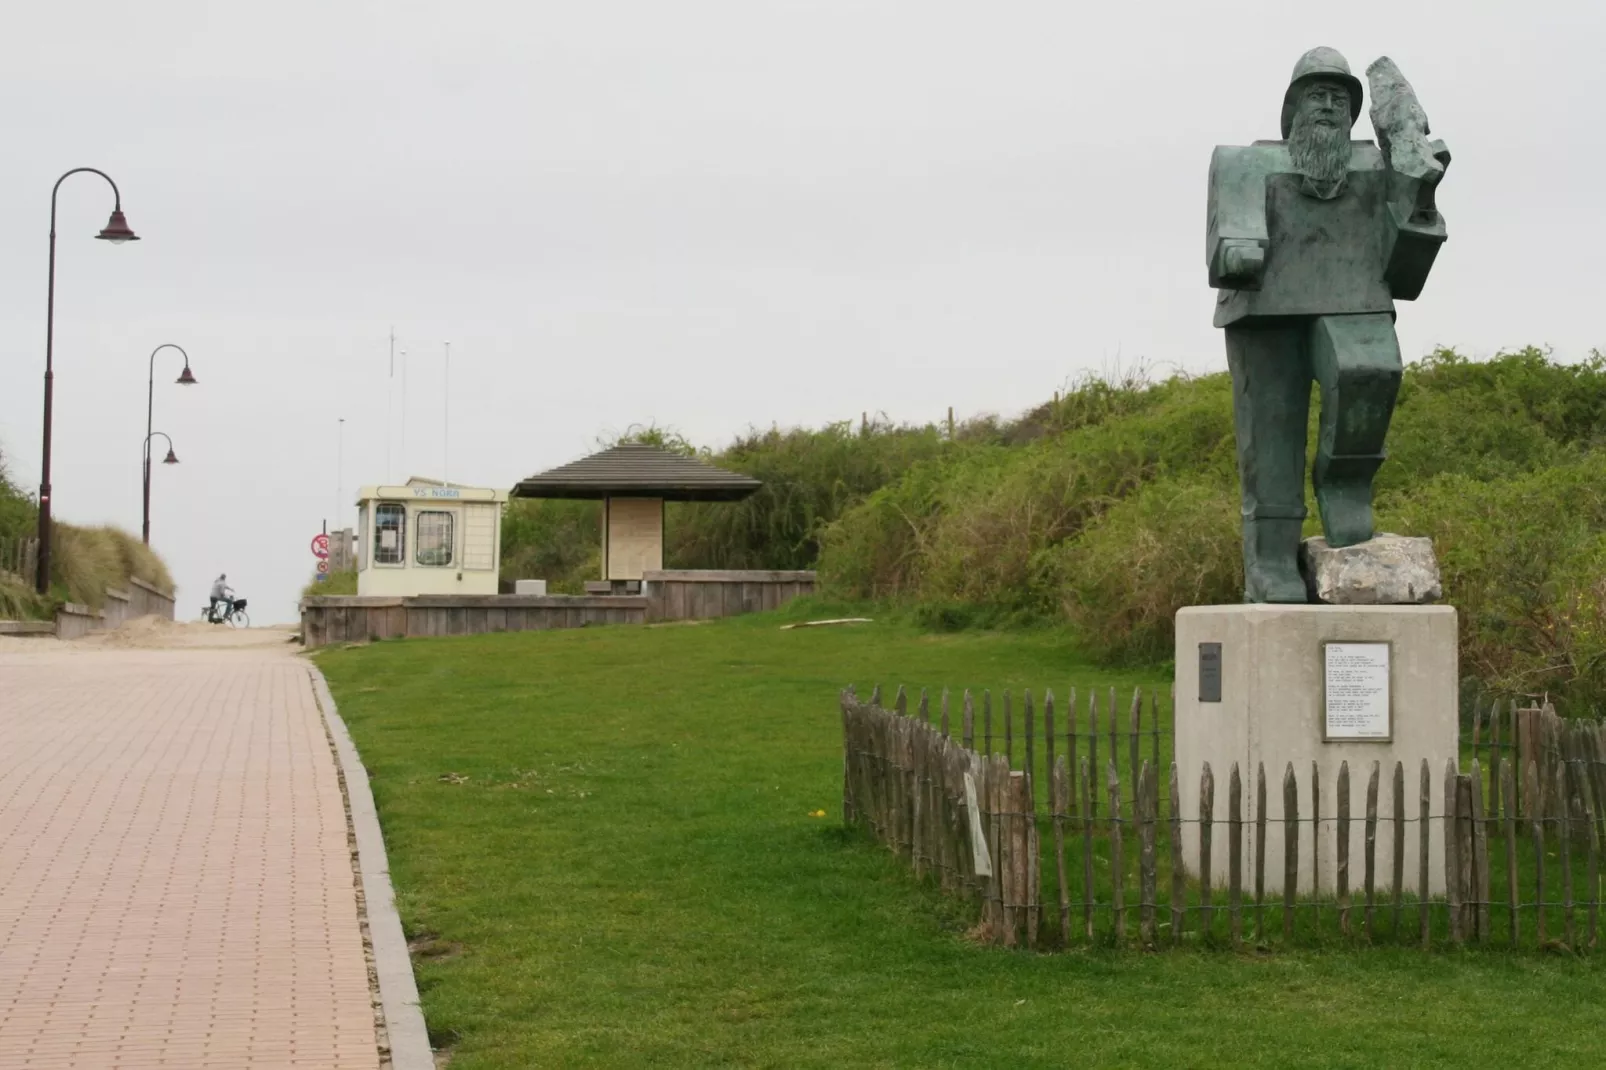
(354, 478), (508, 596)
(513, 444), (762, 592)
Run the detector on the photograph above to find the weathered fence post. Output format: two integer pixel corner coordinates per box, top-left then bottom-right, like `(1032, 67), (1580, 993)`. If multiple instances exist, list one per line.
(1338, 761), (1351, 937)
(1230, 763), (1243, 947)
(1558, 764), (1573, 948)
(1392, 761), (1406, 939)
(1053, 755), (1070, 945)
(1365, 761), (1379, 942)
(1503, 757), (1519, 947)
(1470, 760), (1489, 943)
(1419, 759), (1431, 949)
(1081, 756), (1095, 941)
(1151, 692), (1161, 790)
(1089, 689), (1100, 825)
(1108, 688), (1118, 806)
(1129, 688), (1141, 815)
(1022, 768), (1041, 950)
(1200, 762), (1215, 939)
(912, 722), (927, 882)
(962, 690), (975, 751)
(1256, 763), (1267, 945)
(1283, 763), (1298, 942)
(1583, 790), (1599, 949)
(984, 742), (999, 918)
(1456, 773), (1475, 942)
(1312, 762), (1322, 930)
(1109, 760), (1125, 943)
(1139, 761), (1157, 948)
(1067, 687), (1079, 828)
(1170, 761), (1184, 946)
(1044, 690), (1056, 803)
(1530, 759), (1546, 945)
(1445, 759), (1462, 945)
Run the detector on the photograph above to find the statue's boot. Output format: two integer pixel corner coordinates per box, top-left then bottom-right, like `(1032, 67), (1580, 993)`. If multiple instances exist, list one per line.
(1243, 518), (1308, 603)
(1314, 454), (1383, 548)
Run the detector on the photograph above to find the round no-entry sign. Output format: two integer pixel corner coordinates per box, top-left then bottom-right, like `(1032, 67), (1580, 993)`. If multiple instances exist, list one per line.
(311, 533), (330, 559)
(316, 560), (330, 575)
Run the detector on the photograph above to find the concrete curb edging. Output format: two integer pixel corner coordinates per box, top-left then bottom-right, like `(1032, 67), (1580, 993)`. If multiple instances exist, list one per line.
(307, 665), (435, 1070)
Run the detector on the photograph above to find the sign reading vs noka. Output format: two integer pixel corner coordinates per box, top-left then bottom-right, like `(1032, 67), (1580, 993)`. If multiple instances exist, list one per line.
(1323, 641), (1392, 741)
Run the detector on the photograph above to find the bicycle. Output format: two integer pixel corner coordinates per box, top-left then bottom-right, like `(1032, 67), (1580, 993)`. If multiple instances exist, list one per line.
(201, 597), (250, 628)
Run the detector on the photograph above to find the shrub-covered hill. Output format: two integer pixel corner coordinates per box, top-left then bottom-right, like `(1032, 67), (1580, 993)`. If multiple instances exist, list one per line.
(0, 447), (174, 620)
(501, 349), (1606, 713)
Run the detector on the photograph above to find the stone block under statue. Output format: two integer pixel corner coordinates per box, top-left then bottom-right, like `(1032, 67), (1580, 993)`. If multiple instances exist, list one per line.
(1174, 604), (1457, 896)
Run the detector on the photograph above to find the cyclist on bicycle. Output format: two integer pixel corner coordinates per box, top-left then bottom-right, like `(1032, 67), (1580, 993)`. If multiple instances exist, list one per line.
(208, 574), (235, 623)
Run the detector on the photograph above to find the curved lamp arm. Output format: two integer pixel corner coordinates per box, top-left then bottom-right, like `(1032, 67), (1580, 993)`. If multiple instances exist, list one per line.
(149, 343), (192, 383)
(51, 168), (136, 241)
(143, 430), (176, 463)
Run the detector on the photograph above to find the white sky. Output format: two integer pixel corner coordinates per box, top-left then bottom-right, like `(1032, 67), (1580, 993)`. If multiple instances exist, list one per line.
(1, 1), (1601, 624)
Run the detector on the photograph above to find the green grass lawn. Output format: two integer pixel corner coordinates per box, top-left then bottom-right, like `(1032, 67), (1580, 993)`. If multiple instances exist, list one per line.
(317, 606), (1605, 1068)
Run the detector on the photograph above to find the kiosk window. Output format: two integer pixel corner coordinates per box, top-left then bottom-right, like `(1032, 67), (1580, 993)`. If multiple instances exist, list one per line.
(416, 511), (455, 567)
(375, 504), (406, 565)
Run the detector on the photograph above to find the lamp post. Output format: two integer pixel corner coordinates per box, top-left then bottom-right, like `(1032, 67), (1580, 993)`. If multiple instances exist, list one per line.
(36, 167), (139, 594)
(443, 339), (450, 486)
(144, 432), (180, 469)
(144, 344), (196, 544)
(141, 432), (180, 547)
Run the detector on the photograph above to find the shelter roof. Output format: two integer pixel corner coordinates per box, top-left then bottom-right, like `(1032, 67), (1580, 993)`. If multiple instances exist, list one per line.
(512, 444), (762, 502)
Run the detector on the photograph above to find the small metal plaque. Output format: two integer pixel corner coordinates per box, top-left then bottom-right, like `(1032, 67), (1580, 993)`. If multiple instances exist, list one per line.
(1198, 642), (1222, 703)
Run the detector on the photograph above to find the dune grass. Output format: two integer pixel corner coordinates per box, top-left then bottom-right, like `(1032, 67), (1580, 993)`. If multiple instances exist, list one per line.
(317, 608), (1605, 1069)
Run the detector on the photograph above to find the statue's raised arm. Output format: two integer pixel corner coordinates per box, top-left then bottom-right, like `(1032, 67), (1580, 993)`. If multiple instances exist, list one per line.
(1367, 56), (1450, 300)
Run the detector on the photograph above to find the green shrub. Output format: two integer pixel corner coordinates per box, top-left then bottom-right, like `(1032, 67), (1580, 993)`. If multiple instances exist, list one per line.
(300, 569), (358, 600)
(500, 498), (601, 594)
(1381, 458), (1606, 714)
(1050, 477), (1243, 664)
(665, 418), (951, 570)
(819, 373), (1237, 611)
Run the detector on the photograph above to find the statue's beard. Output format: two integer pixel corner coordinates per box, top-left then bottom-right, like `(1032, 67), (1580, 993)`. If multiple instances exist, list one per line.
(1289, 113), (1351, 198)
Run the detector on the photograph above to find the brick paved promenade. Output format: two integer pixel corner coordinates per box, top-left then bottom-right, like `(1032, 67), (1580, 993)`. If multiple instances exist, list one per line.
(0, 634), (381, 1068)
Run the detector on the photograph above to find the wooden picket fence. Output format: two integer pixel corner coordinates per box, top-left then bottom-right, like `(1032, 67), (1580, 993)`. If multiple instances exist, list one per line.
(841, 685), (1605, 951)
(0, 536), (38, 583)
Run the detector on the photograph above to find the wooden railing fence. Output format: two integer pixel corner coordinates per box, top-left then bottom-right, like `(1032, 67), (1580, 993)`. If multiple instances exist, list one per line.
(842, 685), (1604, 951)
(0, 536), (38, 583)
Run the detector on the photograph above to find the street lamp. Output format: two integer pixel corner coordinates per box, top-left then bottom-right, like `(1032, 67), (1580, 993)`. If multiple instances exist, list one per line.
(144, 344), (196, 544)
(141, 432), (180, 544)
(145, 432), (180, 466)
(36, 167), (140, 594)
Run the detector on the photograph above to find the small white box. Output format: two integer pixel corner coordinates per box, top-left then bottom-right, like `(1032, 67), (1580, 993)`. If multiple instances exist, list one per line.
(514, 579), (548, 596)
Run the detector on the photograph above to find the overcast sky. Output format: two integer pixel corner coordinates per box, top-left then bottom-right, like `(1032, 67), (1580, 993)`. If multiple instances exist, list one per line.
(1, 1), (1601, 624)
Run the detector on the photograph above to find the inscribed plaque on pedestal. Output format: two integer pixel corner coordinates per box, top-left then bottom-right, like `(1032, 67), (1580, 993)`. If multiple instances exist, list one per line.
(1323, 641), (1391, 740)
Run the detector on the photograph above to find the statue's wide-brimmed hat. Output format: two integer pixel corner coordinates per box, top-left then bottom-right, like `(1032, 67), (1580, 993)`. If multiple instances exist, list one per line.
(1280, 46), (1364, 138)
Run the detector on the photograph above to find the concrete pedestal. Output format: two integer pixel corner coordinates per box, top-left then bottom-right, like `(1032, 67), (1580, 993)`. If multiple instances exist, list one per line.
(1174, 604), (1458, 896)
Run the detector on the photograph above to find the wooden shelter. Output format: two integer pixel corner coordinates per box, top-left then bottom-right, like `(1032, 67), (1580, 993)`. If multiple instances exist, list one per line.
(513, 444), (761, 590)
